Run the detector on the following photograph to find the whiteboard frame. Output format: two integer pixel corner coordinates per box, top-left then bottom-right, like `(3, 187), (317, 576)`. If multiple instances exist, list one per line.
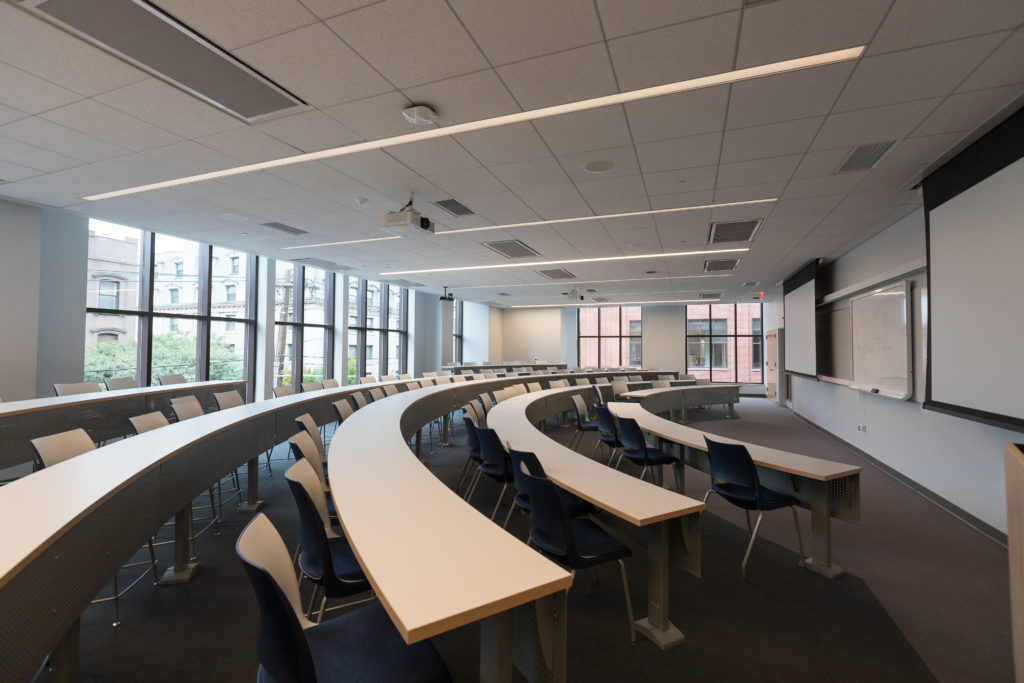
(849, 280), (913, 401)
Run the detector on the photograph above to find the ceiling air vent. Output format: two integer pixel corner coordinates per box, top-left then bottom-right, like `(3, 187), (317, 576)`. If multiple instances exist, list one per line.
(433, 199), (475, 217)
(537, 268), (576, 280)
(585, 288), (597, 293)
(481, 240), (540, 259)
(16, 0), (305, 122)
(262, 221), (308, 236)
(743, 281), (759, 287)
(591, 296), (612, 303)
(704, 258), (740, 272)
(835, 141), (897, 173)
(387, 279), (423, 289)
(709, 219), (761, 244)
(290, 258), (351, 272)
(699, 291), (723, 300)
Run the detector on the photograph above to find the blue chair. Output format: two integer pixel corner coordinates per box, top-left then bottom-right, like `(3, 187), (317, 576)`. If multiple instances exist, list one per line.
(616, 416), (677, 481)
(592, 403), (622, 464)
(504, 447), (594, 529)
(590, 384), (603, 407)
(703, 437), (806, 578)
(465, 426), (515, 522)
(519, 468), (636, 642)
(567, 394), (599, 452)
(285, 460), (373, 622)
(455, 413), (483, 494)
(236, 513), (451, 683)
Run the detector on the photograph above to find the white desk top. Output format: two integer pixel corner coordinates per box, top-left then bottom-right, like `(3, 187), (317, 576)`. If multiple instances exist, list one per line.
(0, 379), (246, 418)
(486, 388), (705, 527)
(328, 384), (571, 643)
(620, 384), (741, 399)
(608, 401), (861, 482)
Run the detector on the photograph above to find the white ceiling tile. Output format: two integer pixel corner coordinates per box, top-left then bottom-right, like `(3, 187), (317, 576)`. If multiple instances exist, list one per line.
(558, 146), (640, 182)
(448, 0), (603, 65)
(94, 78), (244, 140)
(324, 149), (418, 183)
(266, 161), (363, 195)
(385, 138), (479, 175)
(496, 44), (618, 110)
(625, 86), (729, 143)
(0, 174), (85, 207)
(151, 0), (317, 50)
(834, 189), (919, 212)
(868, 0), (1024, 55)
(255, 109), (363, 152)
(534, 107), (632, 155)
(196, 126), (301, 163)
(41, 100), (182, 151)
(644, 166), (718, 196)
(811, 99), (941, 150)
(596, 0), (740, 39)
(791, 149), (851, 179)
(0, 104), (26, 127)
(649, 189), (715, 210)
(716, 155), (801, 189)
(957, 28), (1024, 92)
(714, 181), (788, 204)
(727, 63), (855, 129)
(636, 132), (722, 173)
(769, 194), (845, 217)
(877, 131), (968, 169)
(403, 70), (520, 125)
(574, 175), (647, 204)
(426, 167), (506, 198)
(833, 33), (1008, 112)
(322, 92), (417, 141)
(586, 197), (652, 216)
(720, 118), (822, 163)
(0, 135), (84, 172)
(458, 191), (540, 224)
(782, 173), (869, 200)
(853, 165), (922, 192)
(0, 3), (148, 96)
(0, 63), (82, 115)
(490, 158), (570, 191)
(736, 0), (890, 68)
(455, 123), (552, 166)
(913, 86), (1024, 137)
(608, 12), (740, 90)
(327, 0), (489, 88)
(0, 117), (130, 162)
(0, 158), (46, 183)
(516, 183), (588, 211)
(300, 0), (382, 20)
(234, 23), (392, 108)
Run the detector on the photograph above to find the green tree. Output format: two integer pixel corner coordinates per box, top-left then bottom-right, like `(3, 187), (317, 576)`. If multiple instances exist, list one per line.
(84, 331), (244, 382)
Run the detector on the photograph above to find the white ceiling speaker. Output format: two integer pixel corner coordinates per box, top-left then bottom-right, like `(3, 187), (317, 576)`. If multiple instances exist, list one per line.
(402, 105), (438, 125)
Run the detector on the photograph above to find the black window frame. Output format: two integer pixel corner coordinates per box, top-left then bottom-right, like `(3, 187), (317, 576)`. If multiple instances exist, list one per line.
(274, 263), (335, 390)
(347, 279), (408, 382)
(576, 306), (643, 368)
(684, 303), (764, 383)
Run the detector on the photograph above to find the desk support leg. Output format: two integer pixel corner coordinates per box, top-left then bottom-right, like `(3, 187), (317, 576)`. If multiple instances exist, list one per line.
(511, 591), (567, 683)
(802, 482), (844, 579)
(49, 618), (79, 683)
(480, 610), (513, 683)
(161, 505), (199, 585)
(415, 430), (422, 459)
(635, 521), (685, 649)
(726, 401), (737, 419)
(238, 457), (265, 513)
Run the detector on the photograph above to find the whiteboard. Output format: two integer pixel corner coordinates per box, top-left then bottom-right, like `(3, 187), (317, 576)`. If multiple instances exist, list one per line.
(851, 282), (912, 400)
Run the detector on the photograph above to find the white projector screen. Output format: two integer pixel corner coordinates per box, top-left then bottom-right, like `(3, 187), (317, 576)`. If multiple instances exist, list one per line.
(928, 156), (1024, 425)
(784, 276), (817, 377)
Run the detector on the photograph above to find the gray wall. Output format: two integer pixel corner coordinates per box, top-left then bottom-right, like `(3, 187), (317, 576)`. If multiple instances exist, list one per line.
(462, 301), (490, 363)
(641, 304), (686, 371)
(409, 290), (440, 375)
(0, 199), (42, 401)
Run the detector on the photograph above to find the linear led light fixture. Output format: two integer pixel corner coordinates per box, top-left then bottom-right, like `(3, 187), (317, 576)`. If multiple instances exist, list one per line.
(83, 46), (864, 201)
(456, 273), (731, 290)
(380, 247), (748, 275)
(280, 235), (401, 249)
(511, 298), (715, 308)
(439, 199), (775, 235)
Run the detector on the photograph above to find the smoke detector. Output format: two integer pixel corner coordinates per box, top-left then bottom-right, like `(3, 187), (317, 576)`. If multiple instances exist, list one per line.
(402, 105), (438, 125)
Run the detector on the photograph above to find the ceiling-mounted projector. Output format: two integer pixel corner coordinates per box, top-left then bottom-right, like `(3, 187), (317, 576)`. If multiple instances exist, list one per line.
(379, 207), (434, 236)
(439, 286), (454, 302)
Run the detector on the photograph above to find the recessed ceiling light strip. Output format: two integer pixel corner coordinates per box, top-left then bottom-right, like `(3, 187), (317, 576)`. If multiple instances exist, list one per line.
(437, 198), (776, 235)
(83, 47), (864, 201)
(511, 298), (716, 308)
(380, 247), (748, 275)
(280, 235), (401, 249)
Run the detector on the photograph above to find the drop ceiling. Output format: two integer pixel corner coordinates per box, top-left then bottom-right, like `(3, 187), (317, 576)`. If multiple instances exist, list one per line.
(0, 0), (1022, 307)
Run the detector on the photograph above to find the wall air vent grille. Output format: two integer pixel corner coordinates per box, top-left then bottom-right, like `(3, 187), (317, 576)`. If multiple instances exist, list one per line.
(537, 269), (576, 280)
(433, 199), (475, 216)
(699, 291), (723, 300)
(262, 221), (308, 236)
(704, 258), (740, 272)
(709, 219), (761, 243)
(835, 141), (897, 173)
(481, 240), (540, 259)
(743, 281), (759, 287)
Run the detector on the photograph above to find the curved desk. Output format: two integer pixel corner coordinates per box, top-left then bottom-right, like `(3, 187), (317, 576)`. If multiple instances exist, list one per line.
(620, 384), (742, 421)
(486, 386), (705, 650)
(608, 400), (861, 578)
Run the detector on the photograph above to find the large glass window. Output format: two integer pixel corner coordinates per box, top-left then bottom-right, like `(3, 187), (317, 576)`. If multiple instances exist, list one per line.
(685, 303), (763, 383)
(577, 306), (641, 368)
(274, 264), (335, 390)
(84, 219), (257, 395)
(348, 279), (407, 381)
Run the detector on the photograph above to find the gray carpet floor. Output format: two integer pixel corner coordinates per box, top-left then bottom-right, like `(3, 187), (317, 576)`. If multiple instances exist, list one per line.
(44, 398), (1012, 682)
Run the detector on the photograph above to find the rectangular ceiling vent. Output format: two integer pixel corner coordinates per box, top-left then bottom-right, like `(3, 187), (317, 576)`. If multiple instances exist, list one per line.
(704, 258), (740, 272)
(290, 258), (351, 272)
(433, 199), (475, 217)
(17, 0), (306, 122)
(709, 219), (761, 244)
(591, 296), (612, 303)
(497, 292), (510, 296)
(742, 281), (759, 287)
(699, 291), (723, 300)
(835, 140), (897, 173)
(482, 239), (541, 259)
(536, 268), (576, 280)
(585, 288), (597, 293)
(262, 221), (308, 236)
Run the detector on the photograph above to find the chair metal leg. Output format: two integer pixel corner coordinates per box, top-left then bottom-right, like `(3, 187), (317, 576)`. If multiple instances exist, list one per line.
(617, 559), (636, 644)
(744, 509), (752, 535)
(306, 583), (320, 619)
(741, 512), (765, 579)
(501, 501), (516, 529)
(791, 506), (806, 566)
(639, 465), (648, 481)
(454, 456), (473, 492)
(465, 468), (482, 502)
(111, 573), (120, 628)
(147, 539), (159, 585)
(490, 482), (509, 521)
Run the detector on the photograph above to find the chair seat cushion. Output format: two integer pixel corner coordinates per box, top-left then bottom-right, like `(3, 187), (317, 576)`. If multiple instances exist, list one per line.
(515, 489), (594, 518)
(568, 517), (631, 569)
(578, 420), (598, 431)
(714, 482), (798, 511)
(303, 602), (451, 683)
(621, 446), (676, 467)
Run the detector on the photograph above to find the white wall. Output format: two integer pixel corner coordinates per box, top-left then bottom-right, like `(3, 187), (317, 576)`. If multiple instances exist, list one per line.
(791, 209), (1018, 532)
(0, 199), (42, 401)
(462, 301), (490, 363)
(499, 308), (566, 362)
(641, 305), (686, 371)
(488, 307), (503, 362)
(409, 290), (440, 375)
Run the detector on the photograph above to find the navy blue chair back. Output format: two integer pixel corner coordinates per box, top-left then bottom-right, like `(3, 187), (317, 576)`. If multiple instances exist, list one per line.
(286, 476), (332, 584)
(477, 426), (511, 478)
(616, 416), (646, 454)
(595, 403), (617, 441)
(520, 470), (573, 559)
(704, 437), (761, 501)
(239, 559), (316, 683)
(590, 384), (603, 406)
(463, 415), (480, 455)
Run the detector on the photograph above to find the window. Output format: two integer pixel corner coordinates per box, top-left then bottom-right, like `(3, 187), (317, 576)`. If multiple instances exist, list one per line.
(230, 255), (239, 275)
(453, 299), (464, 364)
(84, 219), (257, 394)
(347, 279), (408, 383)
(274, 264), (335, 389)
(684, 303), (763, 383)
(97, 279), (120, 309)
(225, 284), (236, 302)
(577, 306), (641, 367)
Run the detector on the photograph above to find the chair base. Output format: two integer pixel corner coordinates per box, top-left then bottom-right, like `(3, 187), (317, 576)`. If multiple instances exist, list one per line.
(237, 500), (266, 513)
(634, 617), (685, 650)
(802, 558), (845, 579)
(159, 561), (200, 586)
